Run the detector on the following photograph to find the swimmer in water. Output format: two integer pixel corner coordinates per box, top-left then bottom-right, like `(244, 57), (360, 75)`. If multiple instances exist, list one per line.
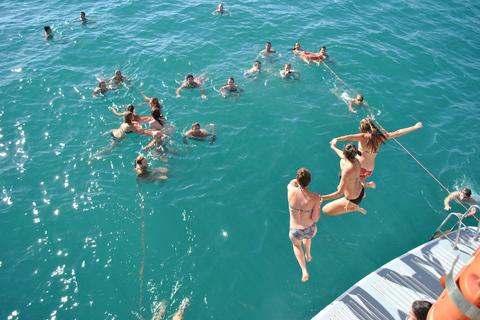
(212, 3), (228, 15)
(444, 187), (478, 216)
(108, 104), (148, 123)
(152, 297), (190, 320)
(318, 46), (328, 59)
(93, 81), (112, 97)
(244, 61), (262, 76)
(134, 155), (169, 182)
(348, 94), (368, 113)
(44, 26), (53, 44)
(143, 131), (181, 163)
(73, 12), (96, 24)
(183, 122), (216, 146)
(280, 63), (300, 79)
(176, 74), (207, 100)
(259, 41), (277, 57)
(298, 46), (328, 65)
(292, 42), (305, 55)
(219, 77), (243, 98)
(109, 70), (128, 85)
(139, 90), (163, 110)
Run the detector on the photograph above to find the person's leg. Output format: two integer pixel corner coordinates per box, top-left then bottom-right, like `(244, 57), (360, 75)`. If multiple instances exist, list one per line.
(290, 232), (309, 282)
(323, 198), (366, 216)
(302, 225), (317, 262)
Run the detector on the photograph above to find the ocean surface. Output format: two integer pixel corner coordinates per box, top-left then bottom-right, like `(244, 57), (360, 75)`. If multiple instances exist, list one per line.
(1, 0), (479, 319)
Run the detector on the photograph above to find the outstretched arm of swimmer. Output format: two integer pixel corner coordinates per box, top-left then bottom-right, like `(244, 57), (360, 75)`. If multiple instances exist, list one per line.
(143, 140), (155, 151)
(182, 131), (192, 145)
(199, 86), (207, 100)
(176, 84), (186, 97)
(108, 107), (124, 116)
(335, 133), (365, 142)
(444, 191), (460, 210)
(385, 122), (423, 139)
(139, 89), (151, 102)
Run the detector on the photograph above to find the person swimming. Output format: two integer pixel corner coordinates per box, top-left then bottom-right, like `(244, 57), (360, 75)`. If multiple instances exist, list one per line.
(212, 3), (229, 15)
(143, 131), (181, 163)
(348, 94), (368, 113)
(292, 42), (305, 55)
(183, 122), (216, 146)
(280, 63), (300, 79)
(44, 26), (53, 45)
(244, 61), (262, 76)
(219, 77), (243, 98)
(176, 74), (207, 100)
(134, 155), (169, 182)
(92, 81), (112, 97)
(109, 70), (128, 85)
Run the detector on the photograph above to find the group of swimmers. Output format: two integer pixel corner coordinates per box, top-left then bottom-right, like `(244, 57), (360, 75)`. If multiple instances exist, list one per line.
(288, 118), (423, 282)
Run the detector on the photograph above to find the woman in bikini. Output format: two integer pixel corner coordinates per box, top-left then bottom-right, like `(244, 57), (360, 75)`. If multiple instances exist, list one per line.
(332, 118), (422, 188)
(287, 168), (322, 282)
(322, 142), (367, 216)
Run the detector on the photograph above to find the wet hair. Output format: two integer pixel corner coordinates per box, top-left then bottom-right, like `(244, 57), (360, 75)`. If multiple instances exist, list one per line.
(135, 155), (146, 167)
(320, 46), (326, 50)
(126, 104), (134, 112)
(357, 94), (364, 101)
(255, 60), (261, 64)
(359, 118), (387, 153)
(462, 188), (472, 198)
(186, 74), (194, 80)
(192, 122), (200, 129)
(44, 26), (51, 32)
(343, 142), (362, 161)
(411, 300), (432, 320)
(98, 81), (105, 87)
(152, 130), (163, 139)
(228, 77), (234, 82)
(80, 11), (85, 15)
(150, 97), (161, 109)
(296, 168), (311, 188)
(285, 63), (291, 67)
(123, 111), (133, 124)
(266, 41), (271, 45)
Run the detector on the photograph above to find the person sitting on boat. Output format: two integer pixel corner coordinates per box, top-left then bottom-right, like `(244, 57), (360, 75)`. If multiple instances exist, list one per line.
(322, 142), (367, 215)
(176, 74), (207, 100)
(348, 94), (368, 113)
(444, 187), (477, 215)
(407, 300), (432, 320)
(280, 63), (300, 79)
(109, 70), (128, 85)
(244, 61), (262, 76)
(287, 168), (322, 282)
(259, 41), (277, 57)
(332, 118), (423, 189)
(183, 123), (216, 146)
(219, 77), (243, 98)
(135, 155), (169, 182)
(93, 81), (112, 97)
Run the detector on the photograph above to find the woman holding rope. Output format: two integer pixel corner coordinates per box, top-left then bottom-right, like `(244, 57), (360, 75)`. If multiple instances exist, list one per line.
(332, 118), (422, 188)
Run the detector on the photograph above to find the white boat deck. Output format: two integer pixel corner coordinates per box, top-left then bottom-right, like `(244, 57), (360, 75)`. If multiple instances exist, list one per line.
(313, 226), (479, 320)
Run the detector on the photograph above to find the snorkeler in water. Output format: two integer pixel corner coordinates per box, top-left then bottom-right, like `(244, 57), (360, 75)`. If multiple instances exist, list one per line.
(176, 74), (207, 100)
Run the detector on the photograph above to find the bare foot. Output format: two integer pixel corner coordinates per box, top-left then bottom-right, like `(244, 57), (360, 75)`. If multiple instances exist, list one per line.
(302, 270), (309, 282)
(365, 181), (376, 189)
(357, 207), (367, 215)
(305, 252), (312, 262)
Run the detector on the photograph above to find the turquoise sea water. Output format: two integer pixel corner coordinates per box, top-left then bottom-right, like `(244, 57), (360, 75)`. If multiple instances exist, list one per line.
(1, 0), (480, 319)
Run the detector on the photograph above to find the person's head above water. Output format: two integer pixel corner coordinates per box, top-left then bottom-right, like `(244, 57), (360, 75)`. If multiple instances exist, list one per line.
(294, 42), (301, 50)
(460, 188), (472, 201)
(296, 168), (311, 188)
(320, 46), (326, 53)
(356, 94), (364, 103)
(228, 77), (235, 85)
(44, 26), (52, 34)
(284, 63), (291, 70)
(218, 3), (224, 11)
(80, 12), (86, 20)
(150, 97), (161, 109)
(98, 81), (107, 89)
(265, 42), (272, 49)
(191, 122), (201, 131)
(254, 60), (261, 69)
(343, 142), (362, 161)
(126, 104), (135, 113)
(135, 155), (147, 168)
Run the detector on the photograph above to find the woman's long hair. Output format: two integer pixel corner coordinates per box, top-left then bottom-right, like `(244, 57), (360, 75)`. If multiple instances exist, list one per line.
(359, 118), (386, 153)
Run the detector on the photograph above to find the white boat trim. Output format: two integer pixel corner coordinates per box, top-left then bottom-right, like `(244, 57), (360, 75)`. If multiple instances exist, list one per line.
(313, 226), (479, 320)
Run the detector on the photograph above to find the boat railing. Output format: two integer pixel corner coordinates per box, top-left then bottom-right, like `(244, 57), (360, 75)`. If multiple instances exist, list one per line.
(430, 205), (480, 249)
